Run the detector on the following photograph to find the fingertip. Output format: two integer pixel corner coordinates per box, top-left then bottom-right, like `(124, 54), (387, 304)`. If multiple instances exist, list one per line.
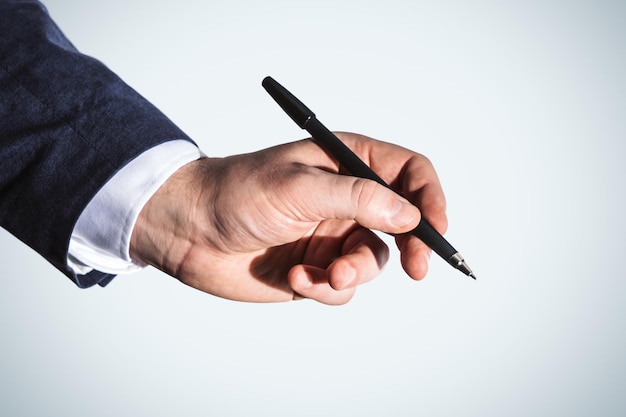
(288, 265), (356, 305)
(402, 254), (428, 281)
(397, 236), (431, 281)
(389, 199), (421, 233)
(413, 250), (431, 281)
(328, 262), (357, 291)
(327, 230), (390, 291)
(423, 207), (448, 236)
(288, 264), (314, 291)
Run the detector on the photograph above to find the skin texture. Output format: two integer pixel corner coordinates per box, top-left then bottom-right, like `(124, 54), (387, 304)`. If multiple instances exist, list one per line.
(130, 132), (447, 305)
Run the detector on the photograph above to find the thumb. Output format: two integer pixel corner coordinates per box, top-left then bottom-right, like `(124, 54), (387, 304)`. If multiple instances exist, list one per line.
(301, 170), (421, 234)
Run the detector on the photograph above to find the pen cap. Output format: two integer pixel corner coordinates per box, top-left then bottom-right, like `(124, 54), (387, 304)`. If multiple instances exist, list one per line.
(262, 76), (316, 128)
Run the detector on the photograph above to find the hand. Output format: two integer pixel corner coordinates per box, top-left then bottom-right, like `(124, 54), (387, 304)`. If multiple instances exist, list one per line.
(130, 132), (447, 305)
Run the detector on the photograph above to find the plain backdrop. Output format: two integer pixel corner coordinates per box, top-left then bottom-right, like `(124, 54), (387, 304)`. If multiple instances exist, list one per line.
(1, 1), (625, 416)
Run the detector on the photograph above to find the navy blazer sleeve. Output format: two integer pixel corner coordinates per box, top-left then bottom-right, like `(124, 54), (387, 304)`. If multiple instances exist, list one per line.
(0, 0), (194, 287)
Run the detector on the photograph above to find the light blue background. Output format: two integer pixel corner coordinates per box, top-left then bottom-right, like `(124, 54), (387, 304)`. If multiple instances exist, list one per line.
(1, 0), (625, 415)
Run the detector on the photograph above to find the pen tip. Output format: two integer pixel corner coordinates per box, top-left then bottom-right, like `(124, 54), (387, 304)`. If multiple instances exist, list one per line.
(450, 254), (475, 280)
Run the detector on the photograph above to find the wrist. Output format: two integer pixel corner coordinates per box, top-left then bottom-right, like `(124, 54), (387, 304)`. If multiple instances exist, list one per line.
(129, 158), (218, 275)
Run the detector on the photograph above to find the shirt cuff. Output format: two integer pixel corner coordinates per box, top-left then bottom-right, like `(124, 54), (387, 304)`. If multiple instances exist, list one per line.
(68, 140), (203, 275)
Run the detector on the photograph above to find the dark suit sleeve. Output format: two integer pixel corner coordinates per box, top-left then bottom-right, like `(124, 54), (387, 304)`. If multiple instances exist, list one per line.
(0, 1), (194, 287)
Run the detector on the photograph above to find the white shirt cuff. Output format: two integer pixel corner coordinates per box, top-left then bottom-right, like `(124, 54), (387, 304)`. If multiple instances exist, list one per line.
(68, 140), (203, 275)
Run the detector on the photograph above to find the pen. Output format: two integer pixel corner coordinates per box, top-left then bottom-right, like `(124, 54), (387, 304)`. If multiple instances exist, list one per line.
(262, 76), (475, 279)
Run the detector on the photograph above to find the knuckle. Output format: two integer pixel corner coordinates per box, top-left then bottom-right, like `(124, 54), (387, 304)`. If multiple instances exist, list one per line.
(351, 178), (378, 210)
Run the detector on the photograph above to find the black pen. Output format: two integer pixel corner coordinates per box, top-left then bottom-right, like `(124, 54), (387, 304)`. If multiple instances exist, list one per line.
(262, 76), (475, 279)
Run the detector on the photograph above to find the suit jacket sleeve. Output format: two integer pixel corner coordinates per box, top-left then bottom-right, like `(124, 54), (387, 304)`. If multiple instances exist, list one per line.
(0, 0), (194, 287)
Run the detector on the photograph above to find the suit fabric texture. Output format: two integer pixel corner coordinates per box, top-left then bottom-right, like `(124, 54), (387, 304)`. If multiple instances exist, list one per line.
(0, 0), (193, 287)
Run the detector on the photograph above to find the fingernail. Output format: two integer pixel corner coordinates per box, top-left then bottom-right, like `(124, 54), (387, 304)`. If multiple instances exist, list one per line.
(390, 200), (420, 229)
(342, 266), (357, 289)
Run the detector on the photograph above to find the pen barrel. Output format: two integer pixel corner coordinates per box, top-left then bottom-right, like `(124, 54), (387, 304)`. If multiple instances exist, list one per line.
(410, 219), (457, 260)
(263, 76), (473, 278)
(305, 119), (388, 187)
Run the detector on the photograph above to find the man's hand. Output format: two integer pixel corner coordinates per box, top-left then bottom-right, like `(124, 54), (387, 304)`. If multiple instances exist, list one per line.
(130, 133), (447, 305)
